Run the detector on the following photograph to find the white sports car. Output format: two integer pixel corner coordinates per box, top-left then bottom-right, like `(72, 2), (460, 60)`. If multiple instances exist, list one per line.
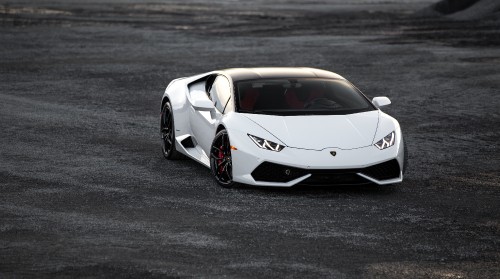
(160, 67), (407, 187)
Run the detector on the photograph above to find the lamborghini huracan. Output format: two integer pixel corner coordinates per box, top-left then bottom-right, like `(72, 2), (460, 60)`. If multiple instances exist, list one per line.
(160, 67), (407, 187)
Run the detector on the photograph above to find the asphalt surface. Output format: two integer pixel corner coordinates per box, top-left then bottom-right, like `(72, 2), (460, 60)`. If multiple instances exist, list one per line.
(1, 0), (499, 278)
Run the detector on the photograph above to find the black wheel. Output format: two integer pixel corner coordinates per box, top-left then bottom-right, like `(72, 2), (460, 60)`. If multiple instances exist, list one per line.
(210, 129), (235, 188)
(161, 101), (182, 159)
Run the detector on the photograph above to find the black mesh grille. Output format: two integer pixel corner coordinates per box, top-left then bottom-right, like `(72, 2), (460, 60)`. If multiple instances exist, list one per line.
(360, 159), (400, 180)
(251, 162), (306, 182)
(251, 163), (370, 185)
(251, 159), (401, 185)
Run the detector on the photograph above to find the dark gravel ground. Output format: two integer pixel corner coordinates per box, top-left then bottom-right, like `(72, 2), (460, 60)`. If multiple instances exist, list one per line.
(1, 1), (499, 278)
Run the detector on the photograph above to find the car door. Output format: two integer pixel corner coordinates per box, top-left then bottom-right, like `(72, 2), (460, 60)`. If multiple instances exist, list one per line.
(191, 75), (233, 155)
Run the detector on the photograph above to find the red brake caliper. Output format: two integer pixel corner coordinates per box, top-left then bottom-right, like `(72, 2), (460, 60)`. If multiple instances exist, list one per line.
(218, 145), (224, 174)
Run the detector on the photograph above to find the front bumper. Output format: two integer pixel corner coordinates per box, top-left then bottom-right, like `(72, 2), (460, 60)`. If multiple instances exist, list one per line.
(251, 159), (402, 186)
(228, 130), (405, 187)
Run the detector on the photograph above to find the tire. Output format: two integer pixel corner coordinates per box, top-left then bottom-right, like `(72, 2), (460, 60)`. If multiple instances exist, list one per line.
(210, 129), (236, 188)
(160, 101), (182, 160)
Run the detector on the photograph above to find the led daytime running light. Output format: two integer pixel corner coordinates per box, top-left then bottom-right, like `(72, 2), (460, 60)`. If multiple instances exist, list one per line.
(248, 134), (285, 152)
(374, 131), (395, 150)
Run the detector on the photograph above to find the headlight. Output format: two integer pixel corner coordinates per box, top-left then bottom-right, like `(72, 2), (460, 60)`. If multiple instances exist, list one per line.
(374, 131), (395, 150)
(248, 134), (285, 152)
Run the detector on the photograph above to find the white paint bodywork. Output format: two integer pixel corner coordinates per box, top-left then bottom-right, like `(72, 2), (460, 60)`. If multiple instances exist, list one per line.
(241, 111), (379, 150)
(162, 68), (405, 187)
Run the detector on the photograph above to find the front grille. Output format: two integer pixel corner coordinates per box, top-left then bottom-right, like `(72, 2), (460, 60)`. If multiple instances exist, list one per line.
(251, 159), (401, 185)
(251, 162), (371, 185)
(359, 159), (400, 180)
(251, 162), (306, 182)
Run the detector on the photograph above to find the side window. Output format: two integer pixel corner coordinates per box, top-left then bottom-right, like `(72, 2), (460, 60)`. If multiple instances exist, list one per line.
(209, 76), (232, 113)
(205, 75), (217, 100)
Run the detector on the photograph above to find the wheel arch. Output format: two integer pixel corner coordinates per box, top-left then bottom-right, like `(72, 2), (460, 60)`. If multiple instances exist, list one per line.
(216, 124), (226, 134)
(161, 96), (170, 111)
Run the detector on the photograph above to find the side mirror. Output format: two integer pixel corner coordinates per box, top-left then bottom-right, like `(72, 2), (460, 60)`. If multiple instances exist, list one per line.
(372, 97), (391, 108)
(193, 98), (215, 111)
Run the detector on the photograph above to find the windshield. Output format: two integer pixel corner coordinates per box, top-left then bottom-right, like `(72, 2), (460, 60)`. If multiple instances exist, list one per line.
(235, 78), (375, 115)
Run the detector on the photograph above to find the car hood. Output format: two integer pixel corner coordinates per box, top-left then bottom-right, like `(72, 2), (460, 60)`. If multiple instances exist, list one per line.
(242, 110), (379, 150)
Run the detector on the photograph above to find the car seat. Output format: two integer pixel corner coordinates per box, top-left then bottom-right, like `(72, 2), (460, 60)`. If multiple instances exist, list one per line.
(239, 88), (260, 111)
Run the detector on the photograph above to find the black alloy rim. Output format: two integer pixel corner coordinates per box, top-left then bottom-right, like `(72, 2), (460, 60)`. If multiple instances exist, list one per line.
(210, 131), (233, 185)
(161, 104), (173, 155)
